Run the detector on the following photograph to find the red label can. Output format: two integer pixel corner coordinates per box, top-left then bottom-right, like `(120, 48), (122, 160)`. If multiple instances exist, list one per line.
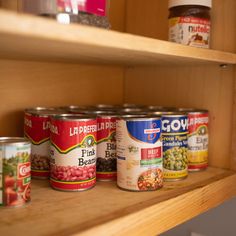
(50, 114), (97, 191)
(0, 137), (31, 207)
(96, 115), (117, 181)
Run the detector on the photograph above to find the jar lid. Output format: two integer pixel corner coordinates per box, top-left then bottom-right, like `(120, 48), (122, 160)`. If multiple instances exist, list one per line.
(168, 0), (212, 8)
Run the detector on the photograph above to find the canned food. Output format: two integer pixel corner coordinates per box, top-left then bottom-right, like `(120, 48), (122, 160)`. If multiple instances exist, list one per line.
(0, 137), (31, 207)
(92, 104), (120, 111)
(162, 113), (188, 181)
(179, 108), (209, 171)
(117, 115), (163, 191)
(97, 113), (117, 181)
(50, 114), (97, 191)
(24, 107), (62, 179)
(58, 105), (93, 113)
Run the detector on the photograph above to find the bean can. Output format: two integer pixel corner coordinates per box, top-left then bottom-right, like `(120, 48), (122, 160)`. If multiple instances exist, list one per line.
(117, 115), (163, 191)
(162, 113), (188, 181)
(0, 137), (31, 207)
(50, 114), (97, 191)
(24, 107), (62, 179)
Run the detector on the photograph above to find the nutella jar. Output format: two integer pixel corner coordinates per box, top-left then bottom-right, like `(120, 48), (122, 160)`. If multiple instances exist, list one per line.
(168, 0), (212, 48)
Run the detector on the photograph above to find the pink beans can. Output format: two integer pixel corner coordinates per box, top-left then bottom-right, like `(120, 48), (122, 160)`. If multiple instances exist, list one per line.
(50, 114), (97, 191)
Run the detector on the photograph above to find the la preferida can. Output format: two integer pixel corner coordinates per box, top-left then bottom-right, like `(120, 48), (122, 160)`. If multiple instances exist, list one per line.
(50, 114), (97, 191)
(117, 115), (163, 191)
(179, 108), (209, 171)
(162, 113), (188, 181)
(0, 137), (31, 207)
(24, 107), (62, 179)
(96, 113), (117, 181)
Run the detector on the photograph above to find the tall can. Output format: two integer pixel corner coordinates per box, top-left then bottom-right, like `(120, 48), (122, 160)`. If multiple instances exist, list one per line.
(179, 108), (209, 171)
(0, 137), (31, 207)
(117, 115), (163, 191)
(24, 107), (62, 179)
(50, 114), (97, 191)
(162, 113), (188, 181)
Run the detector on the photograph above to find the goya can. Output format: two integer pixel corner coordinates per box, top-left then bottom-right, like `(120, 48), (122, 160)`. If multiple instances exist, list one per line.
(96, 113), (117, 181)
(162, 113), (188, 181)
(0, 137), (31, 207)
(179, 108), (209, 171)
(24, 107), (62, 179)
(50, 114), (97, 191)
(117, 115), (163, 191)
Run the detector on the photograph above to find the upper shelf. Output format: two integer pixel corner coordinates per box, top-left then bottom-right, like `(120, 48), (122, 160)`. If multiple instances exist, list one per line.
(0, 9), (236, 66)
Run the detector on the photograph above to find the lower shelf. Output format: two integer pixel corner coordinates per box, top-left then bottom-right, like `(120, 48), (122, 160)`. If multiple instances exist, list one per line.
(1, 167), (236, 236)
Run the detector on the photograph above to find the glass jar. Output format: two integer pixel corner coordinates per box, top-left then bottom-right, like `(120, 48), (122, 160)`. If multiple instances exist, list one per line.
(20, 0), (110, 28)
(168, 0), (212, 48)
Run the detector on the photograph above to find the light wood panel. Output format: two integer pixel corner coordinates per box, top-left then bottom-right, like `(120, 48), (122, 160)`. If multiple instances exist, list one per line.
(124, 65), (234, 169)
(126, 0), (236, 53)
(0, 168), (234, 236)
(0, 59), (124, 136)
(0, 10), (235, 66)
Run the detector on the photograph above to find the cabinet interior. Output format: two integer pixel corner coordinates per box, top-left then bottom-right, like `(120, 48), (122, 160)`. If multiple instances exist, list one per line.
(0, 0), (236, 171)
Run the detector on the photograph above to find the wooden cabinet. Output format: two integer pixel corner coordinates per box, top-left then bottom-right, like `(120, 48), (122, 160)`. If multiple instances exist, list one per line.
(0, 1), (236, 235)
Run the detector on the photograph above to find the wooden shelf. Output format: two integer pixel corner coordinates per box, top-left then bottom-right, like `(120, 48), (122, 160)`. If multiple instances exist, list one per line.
(0, 10), (236, 66)
(1, 167), (236, 236)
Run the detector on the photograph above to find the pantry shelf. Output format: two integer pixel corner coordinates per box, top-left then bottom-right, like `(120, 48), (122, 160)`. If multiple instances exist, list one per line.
(0, 167), (235, 236)
(0, 10), (236, 66)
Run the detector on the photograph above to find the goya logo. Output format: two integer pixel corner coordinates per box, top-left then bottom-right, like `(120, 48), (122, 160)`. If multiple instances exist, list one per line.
(18, 162), (31, 178)
(162, 116), (188, 133)
(127, 119), (161, 144)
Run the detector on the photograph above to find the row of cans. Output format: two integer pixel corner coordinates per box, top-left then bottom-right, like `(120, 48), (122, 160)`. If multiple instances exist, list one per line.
(24, 104), (209, 192)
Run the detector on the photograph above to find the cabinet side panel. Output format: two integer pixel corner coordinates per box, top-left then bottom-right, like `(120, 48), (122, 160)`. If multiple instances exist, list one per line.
(124, 66), (234, 169)
(0, 60), (124, 136)
(126, 0), (236, 52)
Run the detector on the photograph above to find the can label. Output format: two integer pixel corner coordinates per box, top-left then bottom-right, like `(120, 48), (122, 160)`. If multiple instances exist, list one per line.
(1, 144), (31, 207)
(162, 115), (188, 180)
(117, 119), (163, 191)
(24, 113), (50, 178)
(169, 17), (210, 48)
(50, 118), (97, 191)
(57, 0), (107, 16)
(188, 113), (209, 171)
(97, 117), (117, 181)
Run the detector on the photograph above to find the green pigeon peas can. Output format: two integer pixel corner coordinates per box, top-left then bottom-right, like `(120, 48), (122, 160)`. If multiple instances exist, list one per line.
(162, 113), (188, 181)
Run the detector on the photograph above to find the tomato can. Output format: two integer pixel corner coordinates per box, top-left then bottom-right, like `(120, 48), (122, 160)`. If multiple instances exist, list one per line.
(179, 108), (209, 171)
(116, 115), (163, 191)
(0, 137), (31, 207)
(50, 114), (97, 191)
(162, 113), (188, 181)
(24, 107), (62, 179)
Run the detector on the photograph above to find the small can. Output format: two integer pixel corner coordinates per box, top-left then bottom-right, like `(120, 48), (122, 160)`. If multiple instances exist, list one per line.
(50, 114), (97, 191)
(0, 137), (31, 207)
(117, 115), (163, 191)
(96, 113), (117, 181)
(179, 108), (209, 171)
(24, 107), (62, 179)
(162, 113), (188, 181)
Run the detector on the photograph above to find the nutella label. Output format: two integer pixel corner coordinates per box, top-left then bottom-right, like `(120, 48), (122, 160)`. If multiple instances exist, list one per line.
(169, 17), (211, 48)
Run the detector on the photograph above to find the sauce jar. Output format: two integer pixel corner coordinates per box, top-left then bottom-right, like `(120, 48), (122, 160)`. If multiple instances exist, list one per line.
(20, 0), (110, 28)
(168, 0), (212, 48)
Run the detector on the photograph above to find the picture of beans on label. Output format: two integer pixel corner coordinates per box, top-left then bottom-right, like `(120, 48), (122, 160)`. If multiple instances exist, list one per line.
(0, 138), (31, 207)
(50, 114), (97, 192)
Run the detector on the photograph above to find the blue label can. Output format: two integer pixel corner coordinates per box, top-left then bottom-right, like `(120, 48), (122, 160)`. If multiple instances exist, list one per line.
(162, 113), (188, 181)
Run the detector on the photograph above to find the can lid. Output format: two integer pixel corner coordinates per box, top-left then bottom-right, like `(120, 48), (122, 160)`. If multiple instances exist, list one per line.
(51, 113), (97, 121)
(0, 137), (30, 145)
(168, 0), (212, 8)
(178, 108), (209, 113)
(25, 107), (63, 116)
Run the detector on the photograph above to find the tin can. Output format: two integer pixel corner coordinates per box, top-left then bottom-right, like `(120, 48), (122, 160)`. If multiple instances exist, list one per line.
(117, 115), (163, 191)
(97, 113), (117, 181)
(0, 137), (31, 207)
(50, 114), (97, 191)
(162, 113), (188, 181)
(179, 108), (209, 171)
(24, 107), (62, 179)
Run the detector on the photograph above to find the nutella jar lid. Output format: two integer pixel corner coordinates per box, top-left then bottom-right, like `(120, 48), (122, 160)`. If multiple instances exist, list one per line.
(168, 0), (212, 8)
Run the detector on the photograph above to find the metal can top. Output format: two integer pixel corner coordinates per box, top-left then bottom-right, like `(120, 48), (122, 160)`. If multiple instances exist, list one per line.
(122, 103), (146, 109)
(25, 107), (63, 117)
(92, 104), (121, 110)
(50, 113), (97, 121)
(118, 114), (161, 120)
(178, 108), (209, 114)
(0, 137), (30, 146)
(57, 105), (93, 112)
(161, 111), (188, 117)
